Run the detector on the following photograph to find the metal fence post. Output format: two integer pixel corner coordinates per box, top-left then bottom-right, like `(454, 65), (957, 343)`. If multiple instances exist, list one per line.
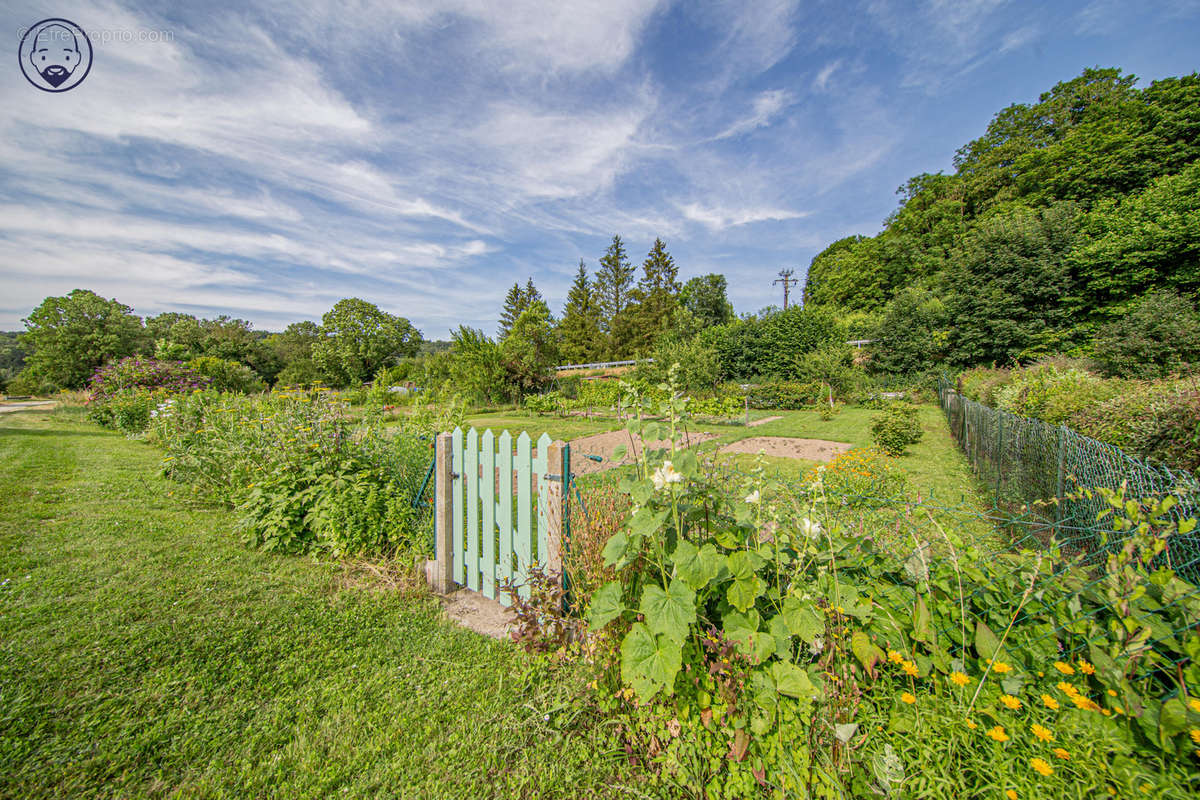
(1055, 425), (1067, 525)
(995, 415), (1005, 502)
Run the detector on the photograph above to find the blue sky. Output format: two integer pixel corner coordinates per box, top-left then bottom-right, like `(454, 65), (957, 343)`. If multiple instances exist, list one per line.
(1, 0), (1198, 338)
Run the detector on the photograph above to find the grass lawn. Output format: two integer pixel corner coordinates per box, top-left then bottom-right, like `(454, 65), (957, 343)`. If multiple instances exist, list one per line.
(484, 404), (988, 511)
(0, 411), (629, 799)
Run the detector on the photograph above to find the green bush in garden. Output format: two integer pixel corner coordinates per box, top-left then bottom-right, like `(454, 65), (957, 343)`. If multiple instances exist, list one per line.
(1091, 290), (1200, 380)
(577, 373), (1200, 798)
(870, 402), (923, 456)
(187, 355), (266, 394)
(150, 388), (434, 556)
(746, 380), (824, 410)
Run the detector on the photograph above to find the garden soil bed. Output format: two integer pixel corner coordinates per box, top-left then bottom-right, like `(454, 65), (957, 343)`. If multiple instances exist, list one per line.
(568, 430), (718, 475)
(717, 436), (852, 462)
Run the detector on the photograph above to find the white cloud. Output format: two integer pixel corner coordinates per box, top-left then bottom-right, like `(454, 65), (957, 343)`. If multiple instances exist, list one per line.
(715, 89), (794, 139)
(680, 203), (807, 231)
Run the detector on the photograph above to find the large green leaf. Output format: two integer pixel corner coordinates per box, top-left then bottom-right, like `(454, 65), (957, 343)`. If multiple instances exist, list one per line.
(639, 579), (696, 644)
(601, 529), (629, 567)
(781, 596), (824, 644)
(911, 595), (931, 643)
(975, 620), (1001, 662)
(771, 661), (817, 700)
(851, 631), (885, 675)
(629, 507), (671, 537)
(671, 541), (722, 591)
(727, 574), (766, 612)
(675, 449), (699, 478)
(620, 622), (682, 701)
(727, 550), (767, 578)
(587, 581), (625, 630)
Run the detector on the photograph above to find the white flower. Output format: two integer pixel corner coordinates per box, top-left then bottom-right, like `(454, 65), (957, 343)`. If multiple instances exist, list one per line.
(799, 517), (822, 539)
(651, 460), (683, 491)
(743, 489), (761, 504)
(810, 636), (825, 656)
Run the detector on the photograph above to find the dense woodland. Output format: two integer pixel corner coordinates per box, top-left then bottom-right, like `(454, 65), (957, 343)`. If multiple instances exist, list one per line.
(4, 68), (1198, 409)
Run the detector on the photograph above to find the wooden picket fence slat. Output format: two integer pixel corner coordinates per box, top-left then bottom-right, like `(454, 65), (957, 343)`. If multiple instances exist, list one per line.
(431, 427), (568, 604)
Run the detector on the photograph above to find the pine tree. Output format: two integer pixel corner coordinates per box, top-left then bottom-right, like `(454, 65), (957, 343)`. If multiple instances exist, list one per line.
(558, 260), (603, 364)
(524, 277), (544, 307)
(595, 234), (635, 357)
(628, 238), (681, 353)
(498, 282), (525, 339)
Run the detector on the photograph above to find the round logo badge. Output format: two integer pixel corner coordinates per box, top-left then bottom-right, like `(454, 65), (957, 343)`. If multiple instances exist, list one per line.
(19, 18), (92, 92)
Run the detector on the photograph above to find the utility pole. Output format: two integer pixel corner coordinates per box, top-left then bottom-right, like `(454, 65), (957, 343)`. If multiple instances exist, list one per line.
(773, 268), (799, 310)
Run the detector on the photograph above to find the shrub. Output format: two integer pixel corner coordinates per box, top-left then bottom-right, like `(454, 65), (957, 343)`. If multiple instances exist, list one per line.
(1070, 379), (1200, 470)
(870, 401), (923, 456)
(87, 357), (209, 431)
(1091, 290), (1200, 379)
(576, 379), (623, 409)
(151, 388), (432, 556)
(188, 355), (266, 394)
(992, 362), (1116, 424)
(958, 366), (1011, 406)
(747, 380), (824, 410)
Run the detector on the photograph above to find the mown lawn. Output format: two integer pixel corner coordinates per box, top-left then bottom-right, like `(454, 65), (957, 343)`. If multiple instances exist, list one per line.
(469, 404), (987, 511)
(0, 411), (630, 799)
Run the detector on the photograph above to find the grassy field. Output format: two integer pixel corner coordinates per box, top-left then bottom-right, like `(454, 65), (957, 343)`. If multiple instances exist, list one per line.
(466, 404), (987, 510)
(0, 410), (630, 799)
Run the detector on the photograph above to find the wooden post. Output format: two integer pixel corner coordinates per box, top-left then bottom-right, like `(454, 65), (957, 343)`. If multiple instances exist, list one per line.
(744, 394), (750, 427)
(544, 440), (567, 582)
(431, 432), (454, 594)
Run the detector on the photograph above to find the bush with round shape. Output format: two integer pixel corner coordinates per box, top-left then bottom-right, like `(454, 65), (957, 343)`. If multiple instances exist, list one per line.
(870, 401), (923, 456)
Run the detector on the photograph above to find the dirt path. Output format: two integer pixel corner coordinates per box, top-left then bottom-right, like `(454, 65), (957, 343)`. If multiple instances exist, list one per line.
(747, 415), (783, 427)
(0, 401), (56, 413)
(717, 436), (852, 462)
(569, 429), (718, 475)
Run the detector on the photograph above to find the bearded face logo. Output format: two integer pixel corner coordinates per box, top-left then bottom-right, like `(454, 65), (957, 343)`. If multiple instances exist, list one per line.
(19, 19), (92, 92)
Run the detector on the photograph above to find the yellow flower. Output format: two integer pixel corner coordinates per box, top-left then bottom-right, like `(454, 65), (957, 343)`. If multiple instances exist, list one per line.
(1189, 698), (1200, 714)
(1030, 757), (1053, 777)
(1069, 693), (1102, 712)
(991, 661), (1013, 674)
(1078, 659), (1095, 675)
(1101, 708), (1111, 716)
(949, 671), (969, 687)
(1113, 705), (1124, 715)
(902, 661), (919, 678)
(1041, 694), (1060, 710)
(900, 692), (916, 705)
(1190, 729), (1200, 746)
(1053, 661), (1075, 676)
(1108, 689), (1119, 697)
(986, 725), (1009, 743)
(1006, 791), (1018, 800)
(1000, 694), (1021, 710)
(966, 720), (978, 730)
(1052, 748), (1070, 760)
(1031, 724), (1053, 742)
(1057, 681), (1079, 697)
(887, 649), (904, 663)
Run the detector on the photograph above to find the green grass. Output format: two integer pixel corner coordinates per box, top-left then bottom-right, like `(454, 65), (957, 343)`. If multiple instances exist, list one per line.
(489, 404), (988, 510)
(0, 411), (630, 799)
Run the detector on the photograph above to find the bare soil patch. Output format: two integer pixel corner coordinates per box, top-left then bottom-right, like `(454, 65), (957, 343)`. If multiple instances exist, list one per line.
(569, 429), (718, 475)
(718, 436), (852, 462)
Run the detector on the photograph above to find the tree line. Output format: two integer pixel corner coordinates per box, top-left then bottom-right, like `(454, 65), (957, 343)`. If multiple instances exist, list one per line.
(802, 67), (1200, 375)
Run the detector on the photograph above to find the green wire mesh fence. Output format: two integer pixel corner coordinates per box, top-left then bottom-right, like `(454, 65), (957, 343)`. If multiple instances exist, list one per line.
(938, 375), (1200, 581)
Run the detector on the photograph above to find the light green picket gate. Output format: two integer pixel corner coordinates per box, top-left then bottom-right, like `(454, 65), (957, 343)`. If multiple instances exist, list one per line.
(429, 427), (570, 605)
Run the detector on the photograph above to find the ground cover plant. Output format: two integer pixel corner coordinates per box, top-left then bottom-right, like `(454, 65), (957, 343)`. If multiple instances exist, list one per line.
(570, 376), (1200, 798)
(0, 411), (631, 799)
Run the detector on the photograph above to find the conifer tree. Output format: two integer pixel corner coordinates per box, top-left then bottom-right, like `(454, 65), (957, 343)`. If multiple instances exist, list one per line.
(558, 260), (603, 364)
(498, 282), (525, 339)
(595, 234), (635, 357)
(628, 238), (681, 353)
